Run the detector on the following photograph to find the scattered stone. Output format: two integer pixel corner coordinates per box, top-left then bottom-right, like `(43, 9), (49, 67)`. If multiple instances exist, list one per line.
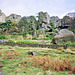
(9, 50), (15, 53)
(28, 51), (38, 56)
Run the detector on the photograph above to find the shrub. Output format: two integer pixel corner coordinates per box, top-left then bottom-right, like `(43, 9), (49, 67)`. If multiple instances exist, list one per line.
(8, 39), (15, 43)
(0, 35), (6, 39)
(16, 40), (40, 44)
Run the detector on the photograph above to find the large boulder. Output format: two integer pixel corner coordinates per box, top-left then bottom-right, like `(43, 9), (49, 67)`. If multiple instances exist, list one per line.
(6, 14), (22, 22)
(0, 9), (6, 22)
(52, 29), (75, 44)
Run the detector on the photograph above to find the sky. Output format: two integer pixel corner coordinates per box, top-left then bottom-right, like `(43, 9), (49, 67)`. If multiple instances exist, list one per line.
(0, 0), (75, 18)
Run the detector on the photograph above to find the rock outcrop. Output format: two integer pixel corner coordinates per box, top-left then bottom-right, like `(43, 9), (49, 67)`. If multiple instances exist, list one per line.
(52, 29), (75, 44)
(38, 11), (51, 30)
(66, 12), (75, 18)
(6, 14), (22, 22)
(0, 9), (6, 22)
(38, 11), (50, 24)
(50, 16), (61, 27)
(58, 16), (75, 32)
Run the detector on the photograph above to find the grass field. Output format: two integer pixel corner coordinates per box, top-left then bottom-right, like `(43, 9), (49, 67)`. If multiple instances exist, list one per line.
(0, 45), (75, 75)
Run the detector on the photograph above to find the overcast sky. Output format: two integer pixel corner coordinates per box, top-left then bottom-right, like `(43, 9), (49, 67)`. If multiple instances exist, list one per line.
(0, 0), (75, 18)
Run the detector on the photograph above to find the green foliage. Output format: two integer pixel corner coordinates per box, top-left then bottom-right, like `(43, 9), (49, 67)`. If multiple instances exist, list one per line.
(19, 16), (39, 35)
(8, 39), (15, 43)
(72, 30), (75, 33)
(46, 34), (55, 40)
(46, 34), (50, 37)
(11, 22), (18, 26)
(32, 37), (37, 40)
(0, 20), (12, 34)
(6, 20), (12, 29)
(19, 17), (28, 27)
(0, 35), (6, 39)
(49, 21), (55, 30)
(11, 35), (20, 38)
(45, 29), (49, 33)
(19, 32), (28, 36)
(16, 40), (40, 44)
(43, 38), (50, 40)
(65, 42), (75, 45)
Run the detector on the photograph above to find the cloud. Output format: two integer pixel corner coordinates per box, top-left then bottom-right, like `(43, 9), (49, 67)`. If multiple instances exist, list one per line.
(0, 0), (75, 18)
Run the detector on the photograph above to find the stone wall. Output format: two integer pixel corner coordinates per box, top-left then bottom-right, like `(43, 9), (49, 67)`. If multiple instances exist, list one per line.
(0, 42), (75, 49)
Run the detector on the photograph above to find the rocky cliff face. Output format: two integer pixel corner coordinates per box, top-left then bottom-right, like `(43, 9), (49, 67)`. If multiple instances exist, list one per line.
(0, 10), (75, 32)
(6, 14), (22, 22)
(59, 16), (75, 31)
(0, 9), (6, 22)
(50, 16), (61, 27)
(38, 11), (50, 30)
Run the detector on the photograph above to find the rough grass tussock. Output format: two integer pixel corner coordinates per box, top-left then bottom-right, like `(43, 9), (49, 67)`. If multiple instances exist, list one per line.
(32, 56), (75, 74)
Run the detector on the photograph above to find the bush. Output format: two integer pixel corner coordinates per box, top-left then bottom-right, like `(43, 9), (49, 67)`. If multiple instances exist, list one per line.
(0, 35), (6, 39)
(8, 39), (15, 43)
(65, 42), (75, 45)
(16, 40), (40, 44)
